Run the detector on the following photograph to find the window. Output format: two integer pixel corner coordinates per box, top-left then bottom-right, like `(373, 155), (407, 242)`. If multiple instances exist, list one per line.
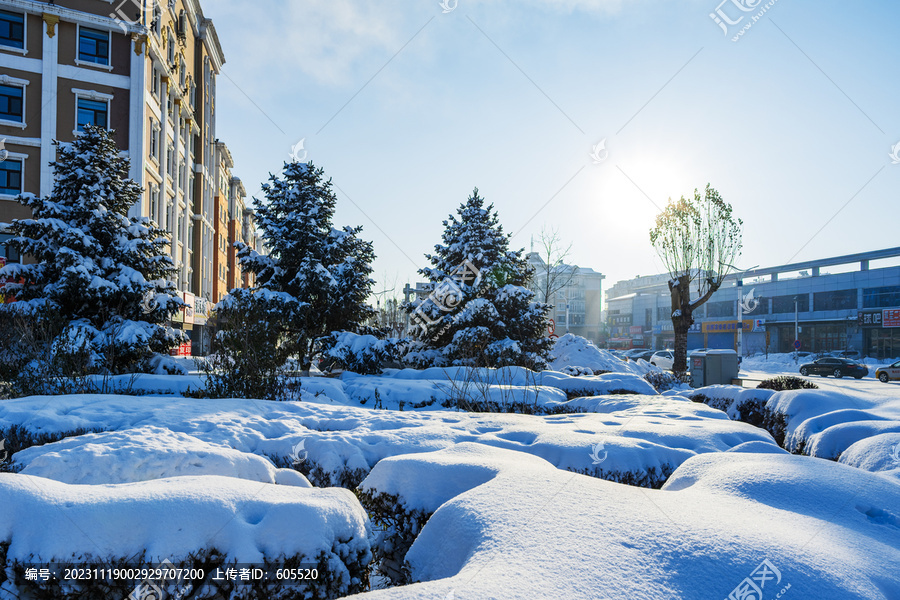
(0, 84), (23, 122)
(863, 286), (900, 309)
(151, 69), (160, 99)
(0, 159), (22, 195)
(78, 28), (110, 66)
(813, 289), (857, 312)
(77, 98), (108, 130)
(706, 300), (733, 318)
(166, 145), (174, 178)
(149, 118), (160, 161)
(167, 28), (175, 64)
(0, 233), (20, 262)
(0, 10), (24, 49)
(149, 184), (160, 224)
(773, 294), (808, 314)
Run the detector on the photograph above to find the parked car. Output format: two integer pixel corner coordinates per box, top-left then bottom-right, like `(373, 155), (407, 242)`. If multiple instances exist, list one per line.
(825, 350), (861, 360)
(799, 357), (868, 379)
(650, 350), (675, 370)
(624, 349), (654, 362)
(609, 350), (627, 360)
(875, 361), (900, 383)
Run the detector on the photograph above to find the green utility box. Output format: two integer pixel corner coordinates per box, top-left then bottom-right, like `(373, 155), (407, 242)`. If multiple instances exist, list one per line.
(690, 349), (740, 387)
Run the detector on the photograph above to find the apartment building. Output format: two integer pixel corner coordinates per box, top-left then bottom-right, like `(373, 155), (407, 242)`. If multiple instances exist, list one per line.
(0, 0), (255, 354)
(526, 252), (605, 344)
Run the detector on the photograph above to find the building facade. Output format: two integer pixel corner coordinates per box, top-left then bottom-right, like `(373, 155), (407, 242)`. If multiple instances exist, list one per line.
(526, 252), (605, 345)
(605, 248), (900, 359)
(0, 0), (255, 354)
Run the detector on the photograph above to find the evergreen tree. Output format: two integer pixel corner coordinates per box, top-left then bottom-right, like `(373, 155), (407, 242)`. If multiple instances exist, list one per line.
(234, 162), (376, 370)
(0, 126), (182, 374)
(407, 188), (551, 369)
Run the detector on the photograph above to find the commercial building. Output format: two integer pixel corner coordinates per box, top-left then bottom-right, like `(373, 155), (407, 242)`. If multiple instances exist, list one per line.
(0, 0), (255, 354)
(526, 252), (605, 345)
(605, 247), (900, 359)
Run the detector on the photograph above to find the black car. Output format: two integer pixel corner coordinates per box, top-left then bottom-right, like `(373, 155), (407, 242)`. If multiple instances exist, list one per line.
(799, 357), (868, 379)
(625, 348), (653, 361)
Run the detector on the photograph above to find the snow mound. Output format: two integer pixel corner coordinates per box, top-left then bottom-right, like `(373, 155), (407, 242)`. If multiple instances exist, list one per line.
(0, 394), (772, 490)
(767, 389), (900, 458)
(353, 444), (900, 599)
(13, 425), (311, 487)
(838, 433), (900, 481)
(0, 474), (369, 565)
(548, 333), (656, 375)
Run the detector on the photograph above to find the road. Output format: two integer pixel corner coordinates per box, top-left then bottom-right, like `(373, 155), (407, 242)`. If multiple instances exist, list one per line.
(740, 366), (900, 405)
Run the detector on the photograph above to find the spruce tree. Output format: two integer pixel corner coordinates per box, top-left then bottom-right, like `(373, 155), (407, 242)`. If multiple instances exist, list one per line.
(408, 188), (552, 369)
(234, 162), (376, 370)
(0, 126), (182, 374)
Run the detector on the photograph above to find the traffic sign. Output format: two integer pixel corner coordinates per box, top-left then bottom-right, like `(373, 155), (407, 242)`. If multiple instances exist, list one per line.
(549, 334), (559, 340)
(793, 340), (801, 350)
(548, 319), (556, 335)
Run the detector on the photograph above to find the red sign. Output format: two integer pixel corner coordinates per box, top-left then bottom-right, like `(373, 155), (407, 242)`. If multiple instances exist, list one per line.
(630, 326), (643, 335)
(169, 341), (192, 357)
(884, 309), (900, 328)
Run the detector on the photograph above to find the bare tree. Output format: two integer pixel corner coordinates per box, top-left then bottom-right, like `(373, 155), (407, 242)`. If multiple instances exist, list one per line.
(532, 226), (577, 304)
(650, 184), (742, 373)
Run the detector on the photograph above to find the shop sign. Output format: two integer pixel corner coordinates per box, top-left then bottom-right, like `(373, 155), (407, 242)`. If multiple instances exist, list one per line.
(884, 308), (900, 328)
(858, 310), (883, 327)
(702, 320), (754, 333)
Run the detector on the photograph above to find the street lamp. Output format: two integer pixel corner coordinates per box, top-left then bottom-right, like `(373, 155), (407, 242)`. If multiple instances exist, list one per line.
(732, 265), (759, 360)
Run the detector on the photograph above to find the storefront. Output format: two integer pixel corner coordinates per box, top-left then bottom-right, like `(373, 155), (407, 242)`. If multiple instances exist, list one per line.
(169, 292), (194, 357)
(701, 319), (767, 353)
(860, 308), (900, 359)
(189, 296), (214, 356)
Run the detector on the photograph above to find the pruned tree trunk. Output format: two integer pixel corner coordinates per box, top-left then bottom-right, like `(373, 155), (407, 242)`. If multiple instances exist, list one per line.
(669, 274), (693, 374)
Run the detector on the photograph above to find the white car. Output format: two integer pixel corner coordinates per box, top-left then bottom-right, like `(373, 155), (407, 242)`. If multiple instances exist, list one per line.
(876, 360), (900, 383)
(650, 350), (675, 371)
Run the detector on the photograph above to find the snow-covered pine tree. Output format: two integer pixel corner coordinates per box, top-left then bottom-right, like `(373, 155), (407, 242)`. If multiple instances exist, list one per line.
(234, 162), (376, 370)
(0, 126), (183, 374)
(407, 188), (552, 369)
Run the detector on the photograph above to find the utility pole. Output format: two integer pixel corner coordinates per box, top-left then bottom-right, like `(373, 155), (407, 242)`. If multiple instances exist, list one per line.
(737, 279), (743, 359)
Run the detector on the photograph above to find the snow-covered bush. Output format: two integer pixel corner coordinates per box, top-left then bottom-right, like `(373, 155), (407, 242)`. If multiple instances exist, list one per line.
(0, 475), (372, 600)
(560, 365), (595, 377)
(201, 289), (303, 401)
(356, 488), (431, 587)
(643, 371), (691, 393)
(0, 126), (183, 385)
(317, 331), (398, 375)
(688, 386), (787, 446)
(756, 375), (819, 391)
(404, 189), (551, 369)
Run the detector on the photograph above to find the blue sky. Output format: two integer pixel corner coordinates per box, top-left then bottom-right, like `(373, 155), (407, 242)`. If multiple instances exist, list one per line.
(209, 0), (900, 303)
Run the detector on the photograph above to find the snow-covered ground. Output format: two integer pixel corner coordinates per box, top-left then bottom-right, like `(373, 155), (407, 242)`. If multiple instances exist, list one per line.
(1, 354), (899, 598)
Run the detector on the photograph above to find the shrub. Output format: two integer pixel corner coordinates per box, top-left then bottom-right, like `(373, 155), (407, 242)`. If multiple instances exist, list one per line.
(643, 371), (691, 393)
(756, 376), (819, 391)
(1, 425), (107, 472)
(356, 489), (432, 588)
(567, 463), (676, 489)
(317, 332), (398, 375)
(199, 289), (301, 401)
